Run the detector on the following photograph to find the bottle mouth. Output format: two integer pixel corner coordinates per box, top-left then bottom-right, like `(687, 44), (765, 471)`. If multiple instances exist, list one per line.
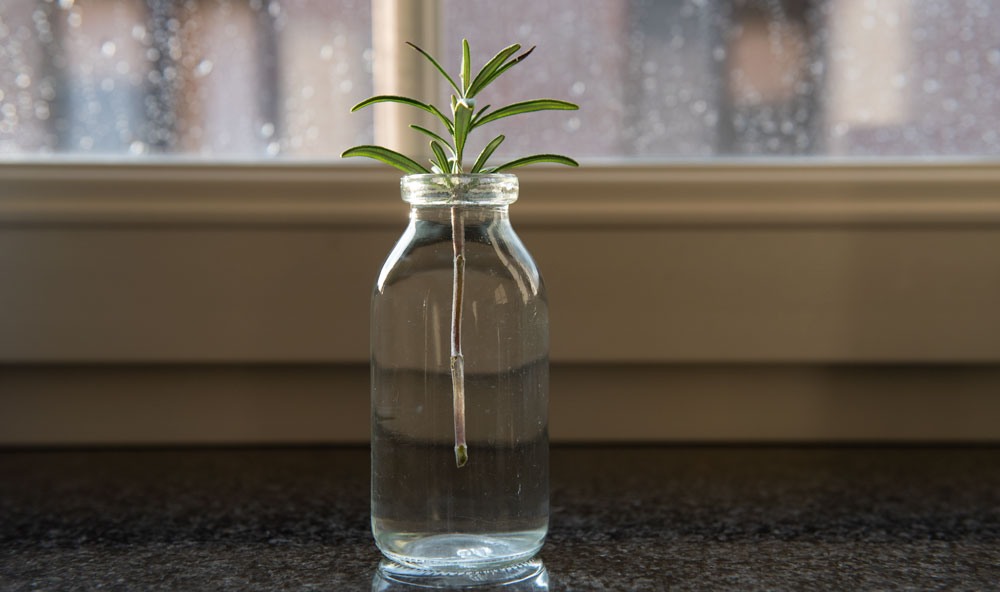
(401, 173), (518, 206)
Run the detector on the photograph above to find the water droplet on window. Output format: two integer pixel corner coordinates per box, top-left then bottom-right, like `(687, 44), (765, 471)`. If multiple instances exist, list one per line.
(34, 102), (49, 120)
(100, 78), (114, 92)
(570, 81), (585, 96)
(79, 136), (94, 150)
(115, 61), (130, 75)
(146, 48), (160, 62)
(892, 73), (907, 88)
(922, 79), (940, 94)
(39, 82), (55, 100)
(268, 1), (281, 18)
(194, 59), (213, 77)
(129, 141), (147, 155)
(67, 12), (81, 27)
(320, 45), (333, 60)
(988, 49), (1000, 67)
(691, 100), (707, 114)
(565, 117), (580, 132)
(266, 141), (280, 156)
(58, 0), (74, 9)
(132, 25), (147, 42)
(101, 41), (117, 57)
(712, 46), (726, 62)
(15, 73), (31, 89)
(260, 122), (275, 138)
(339, 79), (353, 93)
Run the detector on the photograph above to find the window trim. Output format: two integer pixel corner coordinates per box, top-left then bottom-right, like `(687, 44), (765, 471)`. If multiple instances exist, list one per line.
(1, 161), (999, 228)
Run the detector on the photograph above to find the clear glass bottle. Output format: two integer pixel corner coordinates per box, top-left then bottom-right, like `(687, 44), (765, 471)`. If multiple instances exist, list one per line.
(371, 174), (549, 574)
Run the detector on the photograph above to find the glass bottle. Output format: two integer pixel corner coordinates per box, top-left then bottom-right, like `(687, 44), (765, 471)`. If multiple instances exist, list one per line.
(371, 174), (549, 574)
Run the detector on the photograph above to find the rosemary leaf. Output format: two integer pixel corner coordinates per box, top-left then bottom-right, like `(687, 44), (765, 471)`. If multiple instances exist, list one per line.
(487, 153), (579, 172)
(474, 99), (578, 128)
(471, 135), (505, 173)
(466, 44), (520, 97)
(341, 145), (432, 174)
(406, 41), (461, 95)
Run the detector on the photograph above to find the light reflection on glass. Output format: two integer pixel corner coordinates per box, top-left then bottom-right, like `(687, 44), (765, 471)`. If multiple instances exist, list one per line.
(371, 558), (549, 591)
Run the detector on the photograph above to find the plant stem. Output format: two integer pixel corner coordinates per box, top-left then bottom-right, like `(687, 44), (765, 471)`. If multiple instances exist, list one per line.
(450, 205), (468, 468)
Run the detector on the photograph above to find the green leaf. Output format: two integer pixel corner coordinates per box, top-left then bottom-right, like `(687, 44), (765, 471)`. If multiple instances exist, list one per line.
(453, 98), (475, 168)
(341, 145), (431, 174)
(467, 44), (520, 97)
(410, 125), (455, 155)
(405, 41), (461, 94)
(470, 134), (505, 173)
(430, 141), (451, 173)
(352, 94), (454, 135)
(352, 94), (428, 113)
(486, 153), (579, 173)
(461, 39), (471, 94)
(473, 99), (579, 127)
(475, 46), (535, 93)
(427, 104), (455, 135)
(472, 104), (491, 125)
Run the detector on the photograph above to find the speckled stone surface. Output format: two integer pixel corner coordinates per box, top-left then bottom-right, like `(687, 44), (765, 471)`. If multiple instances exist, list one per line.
(2, 446), (998, 591)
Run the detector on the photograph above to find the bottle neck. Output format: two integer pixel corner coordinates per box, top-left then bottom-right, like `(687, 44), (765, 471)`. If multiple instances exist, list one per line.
(410, 204), (510, 226)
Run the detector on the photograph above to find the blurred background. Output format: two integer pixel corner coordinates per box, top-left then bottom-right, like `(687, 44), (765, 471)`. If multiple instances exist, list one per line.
(1, 0), (1000, 445)
(2, 0), (1000, 159)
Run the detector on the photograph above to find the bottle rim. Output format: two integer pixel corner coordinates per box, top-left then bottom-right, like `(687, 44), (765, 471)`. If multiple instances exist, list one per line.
(401, 173), (518, 206)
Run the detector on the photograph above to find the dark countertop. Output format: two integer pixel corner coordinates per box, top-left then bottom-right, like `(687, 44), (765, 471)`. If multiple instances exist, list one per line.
(2, 446), (999, 591)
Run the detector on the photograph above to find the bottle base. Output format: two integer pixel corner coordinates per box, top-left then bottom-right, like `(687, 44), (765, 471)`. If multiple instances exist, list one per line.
(376, 530), (544, 571)
(375, 556), (546, 589)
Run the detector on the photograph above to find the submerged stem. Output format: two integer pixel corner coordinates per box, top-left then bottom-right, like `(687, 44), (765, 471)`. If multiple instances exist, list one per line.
(450, 206), (468, 468)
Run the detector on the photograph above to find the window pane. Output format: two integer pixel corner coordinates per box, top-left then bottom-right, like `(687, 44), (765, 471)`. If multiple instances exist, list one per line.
(442, 0), (1000, 159)
(2, 1), (999, 161)
(0, 0), (371, 158)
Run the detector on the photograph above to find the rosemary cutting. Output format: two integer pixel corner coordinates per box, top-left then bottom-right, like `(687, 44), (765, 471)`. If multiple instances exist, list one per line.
(343, 40), (579, 467)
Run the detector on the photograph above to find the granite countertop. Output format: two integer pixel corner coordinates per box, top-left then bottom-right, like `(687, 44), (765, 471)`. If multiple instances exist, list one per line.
(2, 446), (998, 591)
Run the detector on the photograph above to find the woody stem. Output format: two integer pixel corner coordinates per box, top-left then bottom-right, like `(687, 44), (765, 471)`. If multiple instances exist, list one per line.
(450, 205), (468, 468)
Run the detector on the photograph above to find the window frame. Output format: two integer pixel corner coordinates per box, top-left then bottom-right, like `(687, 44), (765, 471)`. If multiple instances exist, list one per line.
(2, 159), (1000, 364)
(2, 1), (1000, 365)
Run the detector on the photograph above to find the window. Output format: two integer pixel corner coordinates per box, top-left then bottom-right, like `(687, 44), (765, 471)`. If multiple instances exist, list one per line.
(1, 0), (998, 160)
(2, 2), (999, 444)
(0, 0), (372, 158)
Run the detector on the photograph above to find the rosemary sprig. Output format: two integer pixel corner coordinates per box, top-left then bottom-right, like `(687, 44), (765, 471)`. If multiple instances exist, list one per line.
(343, 41), (579, 467)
